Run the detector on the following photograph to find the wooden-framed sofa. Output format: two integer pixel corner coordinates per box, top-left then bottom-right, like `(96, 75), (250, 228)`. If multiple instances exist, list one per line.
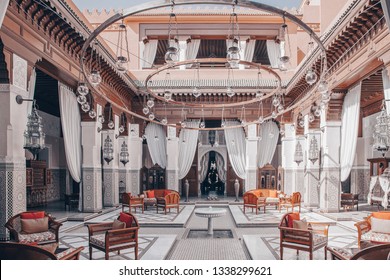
(243, 189), (282, 214)
(354, 211), (390, 248)
(87, 212), (139, 260)
(5, 211), (62, 245)
(156, 190), (180, 214)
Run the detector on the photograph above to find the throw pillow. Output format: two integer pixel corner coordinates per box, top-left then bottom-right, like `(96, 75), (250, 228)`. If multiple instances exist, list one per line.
(286, 212), (300, 228)
(372, 212), (390, 220)
(371, 217), (390, 234)
(112, 219), (126, 230)
(293, 218), (308, 230)
(119, 212), (133, 228)
(20, 211), (45, 220)
(147, 190), (155, 198)
(21, 217), (49, 234)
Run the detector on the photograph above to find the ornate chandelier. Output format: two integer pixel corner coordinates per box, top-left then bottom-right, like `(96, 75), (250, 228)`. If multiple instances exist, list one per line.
(119, 141), (129, 166)
(294, 141), (303, 166)
(373, 102), (390, 157)
(23, 101), (46, 159)
(103, 135), (114, 164)
(308, 136), (319, 164)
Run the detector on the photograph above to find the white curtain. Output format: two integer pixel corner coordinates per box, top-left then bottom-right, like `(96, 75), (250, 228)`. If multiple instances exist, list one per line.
(379, 176), (390, 208)
(178, 120), (200, 179)
(244, 39), (256, 62)
(382, 68), (390, 114)
(225, 120), (246, 179)
(58, 82), (82, 210)
(215, 152), (226, 183)
(142, 144), (153, 168)
(266, 40), (280, 68)
(367, 176), (378, 204)
(0, 0), (9, 28)
(185, 39), (201, 68)
(381, 0), (390, 31)
(142, 39), (158, 69)
(340, 83), (361, 181)
(145, 122), (167, 168)
(27, 68), (36, 114)
(199, 152), (209, 183)
(258, 121), (279, 168)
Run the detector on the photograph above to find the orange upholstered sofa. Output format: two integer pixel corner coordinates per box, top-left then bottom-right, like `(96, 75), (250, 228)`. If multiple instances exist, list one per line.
(142, 189), (180, 209)
(243, 189), (281, 214)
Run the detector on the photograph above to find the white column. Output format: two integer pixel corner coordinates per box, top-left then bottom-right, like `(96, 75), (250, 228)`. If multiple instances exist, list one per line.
(166, 126), (179, 191)
(81, 120), (103, 212)
(0, 55), (29, 239)
(101, 115), (119, 207)
(320, 120), (342, 212)
(294, 136), (306, 197)
(179, 40), (187, 70)
(304, 130), (321, 208)
(128, 124), (143, 195)
(281, 123), (296, 195)
(245, 124), (258, 191)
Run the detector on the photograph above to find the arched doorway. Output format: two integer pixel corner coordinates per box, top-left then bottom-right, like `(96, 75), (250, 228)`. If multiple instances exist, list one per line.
(199, 150), (227, 197)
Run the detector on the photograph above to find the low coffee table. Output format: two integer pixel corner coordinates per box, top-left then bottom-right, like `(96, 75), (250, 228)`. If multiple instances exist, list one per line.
(194, 206), (227, 235)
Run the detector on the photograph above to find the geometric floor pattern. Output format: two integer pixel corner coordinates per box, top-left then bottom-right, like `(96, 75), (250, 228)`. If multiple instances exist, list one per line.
(238, 205), (309, 222)
(86, 206), (185, 224)
(59, 233), (157, 260)
(261, 235), (358, 260)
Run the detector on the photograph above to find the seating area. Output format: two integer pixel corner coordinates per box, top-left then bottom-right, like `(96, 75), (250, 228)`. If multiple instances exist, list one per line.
(143, 189), (180, 214)
(243, 189), (283, 214)
(354, 211), (390, 248)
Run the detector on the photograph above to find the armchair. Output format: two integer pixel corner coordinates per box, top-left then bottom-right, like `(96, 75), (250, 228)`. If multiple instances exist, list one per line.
(122, 193), (144, 213)
(0, 242), (84, 260)
(156, 191), (180, 214)
(278, 212), (329, 260)
(243, 193), (266, 214)
(354, 211), (390, 248)
(87, 212), (139, 260)
(5, 211), (62, 245)
(279, 192), (301, 212)
(327, 243), (390, 260)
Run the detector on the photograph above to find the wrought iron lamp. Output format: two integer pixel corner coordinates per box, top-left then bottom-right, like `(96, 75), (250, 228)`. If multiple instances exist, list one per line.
(308, 136), (319, 164)
(119, 140), (129, 166)
(103, 135), (114, 164)
(294, 141), (303, 166)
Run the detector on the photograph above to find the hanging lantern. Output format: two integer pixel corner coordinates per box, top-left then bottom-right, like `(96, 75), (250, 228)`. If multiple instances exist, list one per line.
(193, 87), (201, 98)
(89, 109), (97, 119)
(81, 102), (90, 112)
(119, 141), (129, 166)
(226, 86), (235, 98)
(164, 90), (172, 101)
(161, 118), (168, 125)
(148, 112), (155, 120)
(77, 82), (89, 96)
(77, 95), (87, 104)
(23, 103), (46, 159)
(98, 115), (105, 124)
(294, 141), (303, 165)
(103, 135), (114, 164)
(373, 104), (390, 157)
(308, 136), (319, 164)
(305, 68), (317, 85)
(115, 22), (130, 73)
(108, 121), (115, 129)
(142, 106), (150, 115)
(146, 98), (155, 108)
(89, 70), (102, 86)
(227, 45), (240, 68)
(116, 56), (128, 73)
(318, 80), (328, 93)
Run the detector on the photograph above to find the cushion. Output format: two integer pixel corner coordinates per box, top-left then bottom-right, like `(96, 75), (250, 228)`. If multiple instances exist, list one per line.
(361, 231), (390, 243)
(371, 217), (390, 234)
(372, 212), (390, 220)
(287, 213), (300, 228)
(258, 192), (264, 197)
(20, 211), (45, 220)
(21, 217), (49, 234)
(164, 190), (171, 197)
(119, 212), (133, 228)
(56, 247), (77, 260)
(19, 231), (56, 244)
(112, 219), (126, 230)
(146, 190), (155, 198)
(293, 218), (308, 230)
(265, 197), (279, 204)
(90, 234), (105, 247)
(38, 242), (58, 254)
(269, 190), (278, 198)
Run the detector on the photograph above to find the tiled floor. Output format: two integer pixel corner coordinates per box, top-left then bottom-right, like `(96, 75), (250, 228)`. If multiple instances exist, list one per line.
(55, 201), (368, 260)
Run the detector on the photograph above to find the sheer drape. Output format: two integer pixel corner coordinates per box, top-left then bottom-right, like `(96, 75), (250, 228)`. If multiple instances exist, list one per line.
(142, 39), (158, 68)
(382, 68), (390, 114)
(340, 83), (361, 181)
(244, 39), (256, 62)
(185, 39), (200, 68)
(27, 68), (36, 114)
(266, 40), (280, 68)
(0, 0), (9, 28)
(379, 176), (390, 208)
(199, 153), (209, 183)
(58, 82), (82, 210)
(142, 144), (153, 168)
(178, 120), (200, 179)
(381, 0), (390, 31)
(145, 122), (167, 168)
(215, 152), (226, 183)
(258, 121), (279, 168)
(225, 120), (246, 179)
(367, 176), (378, 205)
